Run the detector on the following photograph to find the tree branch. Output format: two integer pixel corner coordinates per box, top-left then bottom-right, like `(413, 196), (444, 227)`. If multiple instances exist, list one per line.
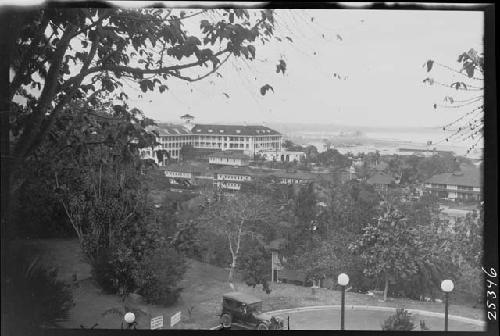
(168, 53), (231, 82)
(9, 11), (50, 100)
(23, 31), (101, 159)
(13, 24), (77, 162)
(89, 48), (230, 78)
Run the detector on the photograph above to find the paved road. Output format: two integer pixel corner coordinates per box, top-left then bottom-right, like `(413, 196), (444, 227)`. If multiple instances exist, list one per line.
(274, 308), (485, 331)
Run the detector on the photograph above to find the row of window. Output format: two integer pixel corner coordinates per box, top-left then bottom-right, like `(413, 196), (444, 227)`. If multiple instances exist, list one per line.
(430, 184), (477, 191)
(217, 174), (251, 181)
(161, 143), (188, 148)
(160, 136), (191, 142)
(210, 158), (242, 163)
(165, 171), (191, 177)
(159, 135), (282, 142)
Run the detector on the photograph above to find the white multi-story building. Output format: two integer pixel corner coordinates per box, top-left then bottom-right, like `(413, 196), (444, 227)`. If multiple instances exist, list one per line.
(190, 124), (282, 155)
(214, 167), (254, 191)
(259, 150), (305, 162)
(140, 115), (283, 165)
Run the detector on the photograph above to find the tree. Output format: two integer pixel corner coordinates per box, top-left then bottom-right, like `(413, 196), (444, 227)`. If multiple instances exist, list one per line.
(423, 49), (484, 153)
(316, 149), (351, 169)
(4, 7), (278, 231)
(9, 7), (276, 163)
(303, 145), (319, 163)
(282, 139), (304, 152)
(415, 153), (459, 182)
(19, 99), (187, 300)
(453, 206), (483, 266)
(237, 237), (271, 292)
(155, 149), (170, 164)
(320, 180), (379, 236)
(179, 144), (197, 161)
(349, 207), (450, 302)
(195, 193), (275, 288)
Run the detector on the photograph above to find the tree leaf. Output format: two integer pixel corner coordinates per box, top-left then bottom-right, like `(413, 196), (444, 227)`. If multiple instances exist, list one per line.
(260, 84), (274, 95)
(426, 60), (434, 72)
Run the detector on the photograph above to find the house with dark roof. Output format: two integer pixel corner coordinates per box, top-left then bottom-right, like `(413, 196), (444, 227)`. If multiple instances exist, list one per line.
(424, 167), (482, 202)
(366, 172), (395, 193)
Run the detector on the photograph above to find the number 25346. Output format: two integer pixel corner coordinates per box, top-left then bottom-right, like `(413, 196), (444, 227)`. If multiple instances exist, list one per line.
(482, 267), (497, 321)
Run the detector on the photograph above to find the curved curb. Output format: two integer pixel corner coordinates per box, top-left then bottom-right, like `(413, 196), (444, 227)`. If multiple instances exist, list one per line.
(267, 305), (486, 327)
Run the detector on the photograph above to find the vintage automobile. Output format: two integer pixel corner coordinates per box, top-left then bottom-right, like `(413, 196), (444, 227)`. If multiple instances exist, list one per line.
(219, 292), (284, 330)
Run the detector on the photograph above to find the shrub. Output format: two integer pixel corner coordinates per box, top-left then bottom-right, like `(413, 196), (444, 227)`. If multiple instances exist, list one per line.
(2, 245), (73, 335)
(197, 231), (231, 267)
(12, 179), (73, 239)
(454, 262), (484, 306)
(237, 238), (271, 292)
(133, 245), (187, 305)
(381, 308), (415, 331)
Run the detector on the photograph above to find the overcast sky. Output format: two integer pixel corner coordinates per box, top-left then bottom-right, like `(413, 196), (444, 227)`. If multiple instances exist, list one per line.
(122, 8), (483, 128)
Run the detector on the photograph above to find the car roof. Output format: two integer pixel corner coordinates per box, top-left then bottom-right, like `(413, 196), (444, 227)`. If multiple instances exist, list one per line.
(223, 292), (262, 304)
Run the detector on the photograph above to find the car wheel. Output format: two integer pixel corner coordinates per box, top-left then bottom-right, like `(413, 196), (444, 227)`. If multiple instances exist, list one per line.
(220, 314), (232, 328)
(257, 323), (268, 330)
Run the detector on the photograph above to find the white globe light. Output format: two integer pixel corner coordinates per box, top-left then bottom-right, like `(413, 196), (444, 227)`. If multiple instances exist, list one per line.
(338, 273), (349, 286)
(124, 312), (135, 324)
(441, 279), (454, 292)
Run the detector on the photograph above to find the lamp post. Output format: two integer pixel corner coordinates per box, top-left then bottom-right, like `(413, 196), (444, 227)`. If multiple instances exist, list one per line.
(123, 312), (136, 330)
(441, 280), (454, 332)
(338, 273), (349, 330)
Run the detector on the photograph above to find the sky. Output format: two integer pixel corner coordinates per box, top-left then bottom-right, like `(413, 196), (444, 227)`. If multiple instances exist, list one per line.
(115, 8), (485, 128)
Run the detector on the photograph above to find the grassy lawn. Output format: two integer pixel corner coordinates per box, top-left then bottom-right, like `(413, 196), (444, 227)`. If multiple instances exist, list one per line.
(20, 238), (485, 329)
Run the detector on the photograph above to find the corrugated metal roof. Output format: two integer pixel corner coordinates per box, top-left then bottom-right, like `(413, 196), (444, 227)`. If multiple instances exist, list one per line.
(192, 124), (281, 136)
(215, 166), (258, 176)
(426, 167), (481, 187)
(147, 124), (191, 136)
(272, 171), (316, 180)
(162, 163), (209, 174)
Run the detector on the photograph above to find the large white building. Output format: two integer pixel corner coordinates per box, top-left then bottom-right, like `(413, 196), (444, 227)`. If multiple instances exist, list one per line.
(140, 115), (284, 165)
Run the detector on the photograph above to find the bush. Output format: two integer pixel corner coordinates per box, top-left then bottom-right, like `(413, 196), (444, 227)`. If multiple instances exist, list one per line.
(453, 262), (484, 306)
(133, 245), (187, 305)
(237, 238), (271, 292)
(381, 308), (415, 331)
(197, 231), (231, 267)
(12, 179), (73, 239)
(2, 245), (73, 335)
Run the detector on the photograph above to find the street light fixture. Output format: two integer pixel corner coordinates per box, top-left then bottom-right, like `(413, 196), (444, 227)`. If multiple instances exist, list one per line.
(441, 280), (454, 331)
(124, 312), (136, 330)
(338, 273), (349, 330)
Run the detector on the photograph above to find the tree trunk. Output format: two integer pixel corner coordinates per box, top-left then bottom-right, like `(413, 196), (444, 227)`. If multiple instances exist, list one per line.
(227, 234), (237, 290)
(383, 275), (389, 302)
(228, 256), (237, 290)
